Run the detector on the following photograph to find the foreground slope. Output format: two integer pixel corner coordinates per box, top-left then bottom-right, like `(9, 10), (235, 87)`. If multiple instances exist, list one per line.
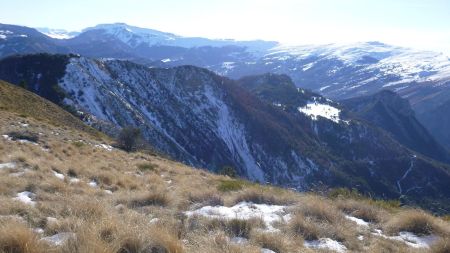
(1, 80), (449, 253)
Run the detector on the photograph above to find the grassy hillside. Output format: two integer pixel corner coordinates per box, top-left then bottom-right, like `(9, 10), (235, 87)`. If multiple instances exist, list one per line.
(0, 80), (449, 252)
(0, 80), (102, 138)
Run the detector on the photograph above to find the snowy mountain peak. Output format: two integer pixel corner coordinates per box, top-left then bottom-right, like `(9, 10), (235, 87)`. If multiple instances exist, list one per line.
(80, 23), (278, 51)
(83, 23), (176, 39)
(36, 28), (80, 39)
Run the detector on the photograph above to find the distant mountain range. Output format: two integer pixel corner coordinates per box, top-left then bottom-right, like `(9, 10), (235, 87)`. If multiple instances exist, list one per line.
(2, 22), (450, 150)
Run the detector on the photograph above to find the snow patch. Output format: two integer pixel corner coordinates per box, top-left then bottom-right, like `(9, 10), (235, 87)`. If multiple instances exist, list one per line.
(372, 229), (438, 248)
(95, 144), (113, 151)
(41, 232), (76, 246)
(14, 191), (36, 206)
(298, 102), (342, 123)
(185, 202), (289, 231)
(261, 249), (277, 253)
(230, 236), (248, 244)
(88, 180), (98, 188)
(53, 170), (65, 180)
(0, 162), (16, 169)
(69, 178), (80, 183)
(304, 238), (347, 253)
(345, 215), (370, 227)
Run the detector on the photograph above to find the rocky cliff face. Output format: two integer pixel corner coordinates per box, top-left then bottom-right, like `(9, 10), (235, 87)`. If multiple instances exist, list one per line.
(341, 90), (450, 163)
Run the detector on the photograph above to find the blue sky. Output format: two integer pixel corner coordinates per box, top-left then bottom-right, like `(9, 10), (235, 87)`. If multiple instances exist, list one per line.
(1, 0), (449, 53)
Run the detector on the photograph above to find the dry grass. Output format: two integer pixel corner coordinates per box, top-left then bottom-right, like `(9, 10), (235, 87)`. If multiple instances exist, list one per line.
(366, 237), (411, 253)
(187, 191), (223, 207)
(250, 231), (299, 253)
(294, 195), (343, 223)
(231, 187), (296, 205)
(337, 198), (386, 223)
(430, 237), (450, 253)
(385, 209), (450, 236)
(0, 221), (49, 253)
(125, 191), (170, 208)
(289, 214), (321, 240)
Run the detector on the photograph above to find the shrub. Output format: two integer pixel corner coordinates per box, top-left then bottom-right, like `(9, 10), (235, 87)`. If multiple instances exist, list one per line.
(217, 166), (238, 178)
(116, 127), (143, 152)
(67, 168), (78, 178)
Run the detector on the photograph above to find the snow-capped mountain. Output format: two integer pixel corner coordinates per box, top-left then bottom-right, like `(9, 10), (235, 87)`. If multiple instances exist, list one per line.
(81, 23), (277, 51)
(36, 28), (80, 39)
(1, 53), (449, 212)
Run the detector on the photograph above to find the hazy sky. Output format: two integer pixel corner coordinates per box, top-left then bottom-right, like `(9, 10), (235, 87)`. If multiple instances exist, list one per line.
(1, 0), (449, 53)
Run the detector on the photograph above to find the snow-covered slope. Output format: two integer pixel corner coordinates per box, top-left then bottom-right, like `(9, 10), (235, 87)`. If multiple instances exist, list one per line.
(208, 41), (450, 100)
(266, 42), (450, 88)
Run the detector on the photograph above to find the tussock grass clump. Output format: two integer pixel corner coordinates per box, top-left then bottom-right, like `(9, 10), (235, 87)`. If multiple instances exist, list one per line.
(289, 214), (320, 240)
(197, 218), (264, 239)
(296, 196), (343, 223)
(188, 191), (223, 206)
(367, 238), (410, 253)
(61, 198), (106, 221)
(250, 231), (296, 253)
(385, 209), (449, 236)
(337, 199), (385, 223)
(430, 237), (450, 253)
(137, 162), (158, 172)
(146, 226), (184, 253)
(289, 196), (360, 246)
(127, 191), (170, 208)
(217, 179), (246, 192)
(185, 232), (259, 253)
(226, 219), (257, 238)
(232, 188), (295, 205)
(92, 172), (115, 186)
(0, 221), (48, 253)
(329, 187), (401, 210)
